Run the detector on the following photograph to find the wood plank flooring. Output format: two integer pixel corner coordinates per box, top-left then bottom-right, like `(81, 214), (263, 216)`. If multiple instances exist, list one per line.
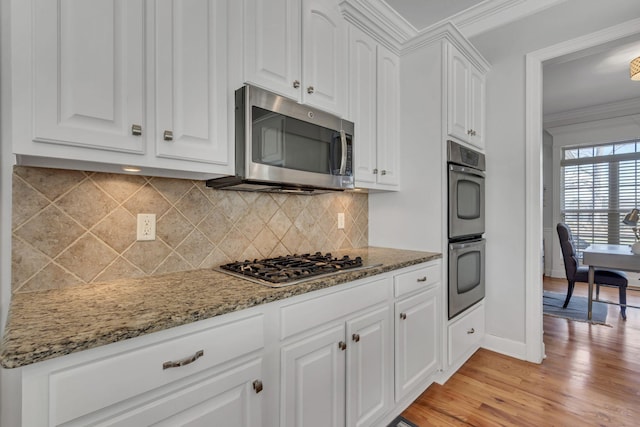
(401, 277), (640, 426)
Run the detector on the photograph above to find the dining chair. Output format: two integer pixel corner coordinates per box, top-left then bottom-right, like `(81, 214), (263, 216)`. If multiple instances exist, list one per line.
(556, 222), (628, 320)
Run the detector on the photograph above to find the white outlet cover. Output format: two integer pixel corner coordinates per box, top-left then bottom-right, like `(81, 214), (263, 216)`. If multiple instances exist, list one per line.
(337, 213), (345, 229)
(137, 214), (156, 241)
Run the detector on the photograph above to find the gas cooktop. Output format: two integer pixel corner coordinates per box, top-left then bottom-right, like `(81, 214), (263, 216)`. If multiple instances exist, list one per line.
(218, 252), (377, 287)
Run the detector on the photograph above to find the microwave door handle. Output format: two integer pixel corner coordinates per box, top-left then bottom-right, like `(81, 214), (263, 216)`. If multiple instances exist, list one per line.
(339, 130), (347, 175)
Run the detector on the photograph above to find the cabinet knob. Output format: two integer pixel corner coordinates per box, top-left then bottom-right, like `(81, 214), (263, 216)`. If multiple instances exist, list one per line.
(467, 328), (475, 334)
(163, 130), (174, 141)
(400, 313), (407, 320)
(162, 349), (204, 370)
(338, 341), (347, 351)
(252, 379), (263, 393)
(131, 124), (142, 136)
(293, 80), (300, 89)
(373, 168), (378, 174)
(307, 86), (314, 94)
(467, 129), (473, 135)
(417, 276), (427, 282)
(471, 130), (477, 136)
(380, 170), (387, 176)
(352, 333), (360, 343)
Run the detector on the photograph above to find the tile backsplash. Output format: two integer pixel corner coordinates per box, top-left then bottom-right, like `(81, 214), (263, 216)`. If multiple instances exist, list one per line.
(11, 166), (368, 293)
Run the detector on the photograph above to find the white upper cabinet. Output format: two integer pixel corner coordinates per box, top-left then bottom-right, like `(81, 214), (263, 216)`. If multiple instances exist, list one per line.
(10, 0), (232, 179)
(348, 25), (399, 190)
(154, 0), (229, 165)
(244, 0), (347, 116)
(446, 42), (486, 149)
(32, 0), (146, 154)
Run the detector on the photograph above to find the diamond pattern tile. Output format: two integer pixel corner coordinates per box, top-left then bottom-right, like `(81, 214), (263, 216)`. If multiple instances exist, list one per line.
(12, 167), (368, 293)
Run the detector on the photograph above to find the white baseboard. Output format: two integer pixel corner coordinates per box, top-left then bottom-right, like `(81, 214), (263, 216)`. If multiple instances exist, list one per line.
(549, 268), (566, 279)
(481, 333), (529, 362)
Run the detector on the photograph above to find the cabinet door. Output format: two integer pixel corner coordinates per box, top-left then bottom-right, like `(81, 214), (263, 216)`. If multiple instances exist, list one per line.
(346, 306), (392, 427)
(282, 325), (346, 427)
(349, 26), (378, 186)
(301, 0), (347, 116)
(154, 0), (228, 165)
(33, 0), (145, 153)
(376, 44), (400, 187)
(447, 43), (470, 144)
(244, 0), (301, 100)
(468, 66), (485, 149)
(395, 286), (440, 402)
(98, 359), (263, 427)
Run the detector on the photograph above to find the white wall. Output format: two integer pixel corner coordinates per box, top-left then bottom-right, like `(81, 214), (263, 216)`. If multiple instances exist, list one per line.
(469, 0), (640, 347)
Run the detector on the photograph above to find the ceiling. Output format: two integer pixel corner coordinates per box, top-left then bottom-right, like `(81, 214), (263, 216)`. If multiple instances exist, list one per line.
(543, 34), (640, 121)
(381, 0), (640, 123)
(383, 0), (483, 30)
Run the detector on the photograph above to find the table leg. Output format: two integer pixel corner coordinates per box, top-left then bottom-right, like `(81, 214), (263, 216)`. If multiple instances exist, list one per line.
(588, 265), (595, 321)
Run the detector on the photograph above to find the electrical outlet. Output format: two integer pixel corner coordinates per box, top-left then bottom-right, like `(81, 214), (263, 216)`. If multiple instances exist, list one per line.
(337, 212), (345, 229)
(137, 214), (156, 241)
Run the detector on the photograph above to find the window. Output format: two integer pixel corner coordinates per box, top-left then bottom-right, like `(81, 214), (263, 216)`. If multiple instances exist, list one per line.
(561, 140), (640, 259)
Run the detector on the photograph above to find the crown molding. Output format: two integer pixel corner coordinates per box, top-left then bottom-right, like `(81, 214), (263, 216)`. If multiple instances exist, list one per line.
(544, 98), (640, 129)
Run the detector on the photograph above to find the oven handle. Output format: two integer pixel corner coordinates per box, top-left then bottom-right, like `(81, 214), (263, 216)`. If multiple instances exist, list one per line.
(449, 238), (485, 250)
(339, 130), (347, 176)
(449, 164), (485, 178)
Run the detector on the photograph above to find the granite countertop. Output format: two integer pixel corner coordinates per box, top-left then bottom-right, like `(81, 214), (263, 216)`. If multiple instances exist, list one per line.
(0, 247), (441, 369)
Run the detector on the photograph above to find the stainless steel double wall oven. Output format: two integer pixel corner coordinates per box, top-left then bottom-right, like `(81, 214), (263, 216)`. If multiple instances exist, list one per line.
(447, 140), (486, 319)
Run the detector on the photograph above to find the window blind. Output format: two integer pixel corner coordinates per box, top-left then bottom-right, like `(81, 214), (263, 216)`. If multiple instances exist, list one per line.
(561, 140), (640, 259)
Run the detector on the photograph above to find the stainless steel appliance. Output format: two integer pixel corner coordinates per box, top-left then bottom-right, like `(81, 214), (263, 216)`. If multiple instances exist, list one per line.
(448, 238), (485, 319)
(448, 141), (485, 240)
(206, 85), (355, 193)
(447, 140), (486, 319)
(217, 252), (376, 287)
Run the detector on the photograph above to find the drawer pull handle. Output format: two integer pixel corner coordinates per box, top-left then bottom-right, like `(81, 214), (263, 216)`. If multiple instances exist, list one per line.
(417, 276), (427, 282)
(400, 313), (407, 320)
(163, 130), (174, 141)
(253, 379), (263, 394)
(131, 124), (142, 136)
(293, 80), (300, 89)
(307, 86), (315, 94)
(352, 333), (360, 342)
(338, 341), (347, 351)
(467, 328), (475, 334)
(163, 349), (204, 370)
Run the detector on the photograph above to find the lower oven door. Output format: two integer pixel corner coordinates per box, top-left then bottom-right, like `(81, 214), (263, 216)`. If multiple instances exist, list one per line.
(449, 238), (485, 319)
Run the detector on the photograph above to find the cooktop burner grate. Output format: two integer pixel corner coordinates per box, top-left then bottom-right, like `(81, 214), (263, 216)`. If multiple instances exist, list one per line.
(219, 252), (364, 285)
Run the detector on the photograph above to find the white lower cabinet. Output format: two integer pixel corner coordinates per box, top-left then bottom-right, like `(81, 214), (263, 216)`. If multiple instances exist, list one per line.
(394, 284), (440, 402)
(21, 313), (265, 426)
(17, 261), (443, 427)
(448, 301), (485, 367)
(281, 277), (393, 427)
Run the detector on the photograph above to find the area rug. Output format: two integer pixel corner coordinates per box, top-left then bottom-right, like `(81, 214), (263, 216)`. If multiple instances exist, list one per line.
(387, 415), (419, 427)
(543, 291), (609, 325)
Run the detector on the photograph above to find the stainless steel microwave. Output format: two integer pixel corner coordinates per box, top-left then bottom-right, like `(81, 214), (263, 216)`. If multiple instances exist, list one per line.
(206, 85), (354, 193)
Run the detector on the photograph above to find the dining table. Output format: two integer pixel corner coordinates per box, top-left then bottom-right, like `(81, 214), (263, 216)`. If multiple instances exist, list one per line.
(582, 244), (640, 320)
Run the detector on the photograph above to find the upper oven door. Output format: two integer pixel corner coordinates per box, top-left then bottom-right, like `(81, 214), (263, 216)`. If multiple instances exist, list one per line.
(448, 164), (485, 240)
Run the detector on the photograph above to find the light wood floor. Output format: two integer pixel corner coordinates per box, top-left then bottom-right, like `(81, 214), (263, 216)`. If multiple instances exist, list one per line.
(401, 277), (640, 426)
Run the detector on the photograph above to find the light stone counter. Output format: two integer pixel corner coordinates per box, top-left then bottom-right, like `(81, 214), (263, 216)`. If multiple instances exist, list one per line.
(0, 247), (441, 368)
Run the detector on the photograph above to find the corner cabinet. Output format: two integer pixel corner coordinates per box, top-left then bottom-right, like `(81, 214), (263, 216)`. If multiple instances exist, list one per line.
(243, 0), (347, 117)
(446, 42), (486, 149)
(348, 25), (400, 190)
(9, 0), (232, 180)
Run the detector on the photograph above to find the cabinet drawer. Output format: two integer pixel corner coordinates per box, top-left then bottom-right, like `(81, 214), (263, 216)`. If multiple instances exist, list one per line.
(448, 302), (484, 365)
(394, 262), (440, 298)
(49, 314), (264, 426)
(280, 277), (390, 340)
